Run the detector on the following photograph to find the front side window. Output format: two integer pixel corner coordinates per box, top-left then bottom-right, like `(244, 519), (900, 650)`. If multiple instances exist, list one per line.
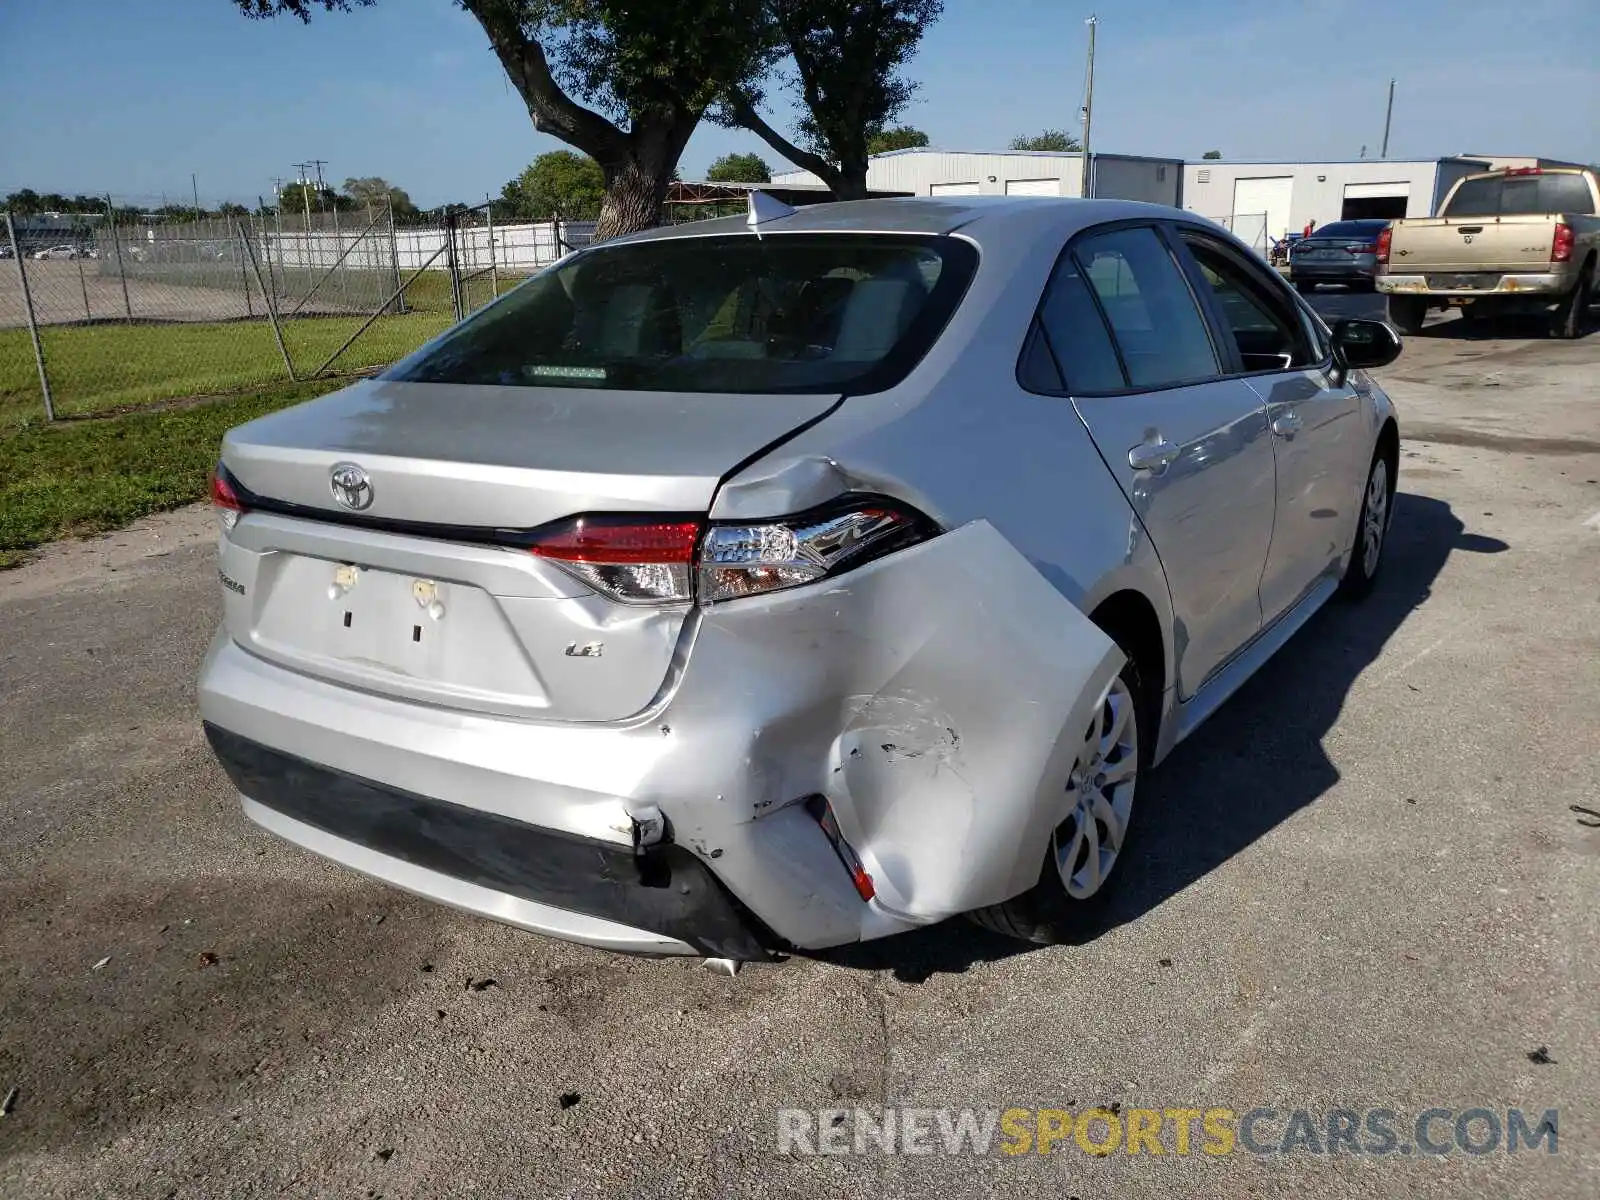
(1182, 236), (1316, 372)
(387, 233), (977, 395)
(1070, 227), (1220, 389)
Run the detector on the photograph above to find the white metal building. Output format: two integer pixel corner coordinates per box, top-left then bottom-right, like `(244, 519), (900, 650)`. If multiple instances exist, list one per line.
(770, 148), (1183, 205)
(1180, 157), (1494, 248)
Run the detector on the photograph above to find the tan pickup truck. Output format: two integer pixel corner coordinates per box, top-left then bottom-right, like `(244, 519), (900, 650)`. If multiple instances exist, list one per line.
(1376, 166), (1598, 338)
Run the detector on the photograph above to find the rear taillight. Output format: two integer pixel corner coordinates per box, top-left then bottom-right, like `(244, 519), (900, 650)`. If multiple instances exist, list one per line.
(528, 515), (702, 604)
(527, 497), (935, 607)
(1375, 227), (1392, 264)
(698, 501), (931, 603)
(209, 464), (245, 530)
(1552, 222), (1575, 263)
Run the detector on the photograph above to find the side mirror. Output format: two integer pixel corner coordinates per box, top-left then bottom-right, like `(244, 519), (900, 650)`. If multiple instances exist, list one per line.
(1330, 317), (1402, 371)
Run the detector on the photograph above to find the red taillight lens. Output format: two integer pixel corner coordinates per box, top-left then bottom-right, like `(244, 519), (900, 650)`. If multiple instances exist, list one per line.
(1552, 222), (1575, 263)
(528, 515), (702, 604)
(209, 465), (245, 529)
(1375, 227), (1392, 264)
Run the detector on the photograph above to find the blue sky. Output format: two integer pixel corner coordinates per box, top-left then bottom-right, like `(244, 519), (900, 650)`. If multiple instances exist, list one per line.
(2, 0), (1595, 209)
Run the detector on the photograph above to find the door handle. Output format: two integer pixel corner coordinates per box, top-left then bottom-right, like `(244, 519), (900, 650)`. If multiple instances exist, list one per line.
(1127, 439), (1179, 473)
(1271, 411), (1303, 438)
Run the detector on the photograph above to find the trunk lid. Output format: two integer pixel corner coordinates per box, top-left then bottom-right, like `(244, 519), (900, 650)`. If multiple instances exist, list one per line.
(217, 378), (839, 722)
(1386, 214), (1558, 274)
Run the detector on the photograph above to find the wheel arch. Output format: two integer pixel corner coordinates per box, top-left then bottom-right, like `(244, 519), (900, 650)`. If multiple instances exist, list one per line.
(1088, 588), (1167, 747)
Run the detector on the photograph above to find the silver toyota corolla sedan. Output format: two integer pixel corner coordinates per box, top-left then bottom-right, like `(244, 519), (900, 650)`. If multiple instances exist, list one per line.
(199, 195), (1402, 963)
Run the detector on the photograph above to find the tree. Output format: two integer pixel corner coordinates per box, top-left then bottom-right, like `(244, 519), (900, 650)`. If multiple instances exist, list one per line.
(500, 150), (607, 218)
(276, 181), (352, 214)
(342, 175), (419, 218)
(219, 202), (251, 217)
(866, 125), (928, 155)
(5, 189), (43, 216)
(1009, 129), (1080, 152)
(705, 152), (772, 183)
(721, 1), (944, 201)
(232, 1), (769, 239)
(1202, 149), (1223, 160)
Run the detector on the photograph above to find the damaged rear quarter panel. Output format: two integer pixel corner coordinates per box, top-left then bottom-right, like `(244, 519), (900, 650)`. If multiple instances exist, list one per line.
(660, 520), (1122, 927)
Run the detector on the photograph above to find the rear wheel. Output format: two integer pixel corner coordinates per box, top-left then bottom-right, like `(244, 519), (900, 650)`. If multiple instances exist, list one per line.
(1340, 451), (1393, 599)
(1551, 267), (1593, 340)
(1387, 295), (1428, 335)
(967, 656), (1151, 944)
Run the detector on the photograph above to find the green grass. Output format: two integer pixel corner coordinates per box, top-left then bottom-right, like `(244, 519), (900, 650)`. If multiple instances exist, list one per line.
(0, 380), (344, 568)
(1, 311), (453, 432)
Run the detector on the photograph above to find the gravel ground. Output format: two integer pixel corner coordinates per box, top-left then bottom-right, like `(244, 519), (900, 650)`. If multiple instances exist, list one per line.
(1, 304), (1596, 1199)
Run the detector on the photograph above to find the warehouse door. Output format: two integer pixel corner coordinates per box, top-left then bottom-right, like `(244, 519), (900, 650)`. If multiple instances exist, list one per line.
(1005, 178), (1061, 196)
(929, 181), (981, 196)
(1232, 176), (1294, 241)
(1341, 181), (1409, 220)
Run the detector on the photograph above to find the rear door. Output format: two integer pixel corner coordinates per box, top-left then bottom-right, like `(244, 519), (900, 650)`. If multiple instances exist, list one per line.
(1034, 223), (1276, 698)
(1175, 230), (1366, 621)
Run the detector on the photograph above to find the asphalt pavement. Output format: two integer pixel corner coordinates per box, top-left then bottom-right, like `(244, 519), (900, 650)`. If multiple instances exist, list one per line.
(1, 310), (1597, 1199)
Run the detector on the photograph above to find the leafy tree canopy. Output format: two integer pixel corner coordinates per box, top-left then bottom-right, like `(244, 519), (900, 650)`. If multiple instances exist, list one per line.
(500, 150), (606, 219)
(1009, 129), (1081, 152)
(1202, 149), (1223, 160)
(866, 125), (928, 155)
(342, 176), (419, 217)
(705, 152), (772, 183)
(720, 1), (943, 200)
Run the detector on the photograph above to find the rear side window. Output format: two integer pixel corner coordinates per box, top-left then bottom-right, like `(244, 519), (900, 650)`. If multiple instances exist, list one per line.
(387, 233), (977, 395)
(1445, 173), (1596, 217)
(1033, 258), (1126, 392)
(1071, 227), (1219, 389)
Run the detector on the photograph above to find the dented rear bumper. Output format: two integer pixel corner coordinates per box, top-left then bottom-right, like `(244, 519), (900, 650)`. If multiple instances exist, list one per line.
(199, 521), (1122, 955)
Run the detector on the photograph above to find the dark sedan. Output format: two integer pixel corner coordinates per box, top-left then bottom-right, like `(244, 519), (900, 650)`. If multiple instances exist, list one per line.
(1289, 219), (1392, 292)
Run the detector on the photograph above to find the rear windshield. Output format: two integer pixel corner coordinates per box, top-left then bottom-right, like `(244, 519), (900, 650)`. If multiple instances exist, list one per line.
(1308, 220), (1387, 240)
(387, 233), (977, 395)
(1444, 173), (1596, 217)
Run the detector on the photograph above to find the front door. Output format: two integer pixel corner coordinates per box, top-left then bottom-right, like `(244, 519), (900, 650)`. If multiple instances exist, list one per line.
(1037, 223), (1277, 698)
(1174, 231), (1367, 621)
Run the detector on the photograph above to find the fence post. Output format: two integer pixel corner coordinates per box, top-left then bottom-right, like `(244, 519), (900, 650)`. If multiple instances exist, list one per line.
(76, 252), (92, 322)
(7, 212), (54, 421)
(241, 217), (254, 317)
(238, 219), (297, 383)
(105, 196), (133, 323)
(444, 208), (463, 323)
(485, 198), (499, 299)
(386, 203), (405, 316)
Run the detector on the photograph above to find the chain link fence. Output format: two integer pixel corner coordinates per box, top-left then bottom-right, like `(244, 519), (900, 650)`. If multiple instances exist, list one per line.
(1, 205), (594, 428)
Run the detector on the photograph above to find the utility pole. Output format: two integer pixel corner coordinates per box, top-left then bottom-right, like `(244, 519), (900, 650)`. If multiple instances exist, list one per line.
(1079, 14), (1097, 199)
(191, 173), (201, 215)
(1380, 79), (1395, 159)
(292, 163), (314, 226)
(308, 159), (329, 208)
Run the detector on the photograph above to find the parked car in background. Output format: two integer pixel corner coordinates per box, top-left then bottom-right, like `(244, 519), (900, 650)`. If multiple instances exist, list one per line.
(0, 244), (14, 259)
(1377, 166), (1599, 338)
(1289, 219), (1391, 292)
(199, 196), (1403, 966)
(32, 244), (81, 260)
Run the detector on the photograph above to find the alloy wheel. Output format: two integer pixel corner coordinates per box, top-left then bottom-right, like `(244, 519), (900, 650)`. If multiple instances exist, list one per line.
(1053, 675), (1139, 900)
(1362, 459), (1389, 578)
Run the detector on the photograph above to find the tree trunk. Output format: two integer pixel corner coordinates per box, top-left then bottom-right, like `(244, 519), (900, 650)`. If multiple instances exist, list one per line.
(594, 156), (670, 241)
(834, 160), (869, 201)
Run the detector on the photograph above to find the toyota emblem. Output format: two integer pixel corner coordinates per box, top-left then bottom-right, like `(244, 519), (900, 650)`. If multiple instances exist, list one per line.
(329, 462), (373, 511)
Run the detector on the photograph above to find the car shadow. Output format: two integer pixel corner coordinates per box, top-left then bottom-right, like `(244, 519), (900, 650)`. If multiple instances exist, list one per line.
(1414, 311), (1594, 341)
(1100, 491), (1506, 934)
(811, 492), (1506, 982)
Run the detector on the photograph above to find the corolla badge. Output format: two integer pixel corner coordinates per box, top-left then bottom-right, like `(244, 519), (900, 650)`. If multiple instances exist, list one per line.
(329, 462), (374, 510)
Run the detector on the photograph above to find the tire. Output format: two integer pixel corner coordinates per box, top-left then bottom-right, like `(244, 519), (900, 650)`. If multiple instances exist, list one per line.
(966, 654), (1152, 945)
(1339, 449), (1393, 599)
(1387, 295), (1428, 335)
(1550, 268), (1592, 340)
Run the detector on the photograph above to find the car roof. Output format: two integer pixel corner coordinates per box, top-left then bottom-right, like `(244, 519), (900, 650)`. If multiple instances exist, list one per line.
(607, 196), (1202, 248)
